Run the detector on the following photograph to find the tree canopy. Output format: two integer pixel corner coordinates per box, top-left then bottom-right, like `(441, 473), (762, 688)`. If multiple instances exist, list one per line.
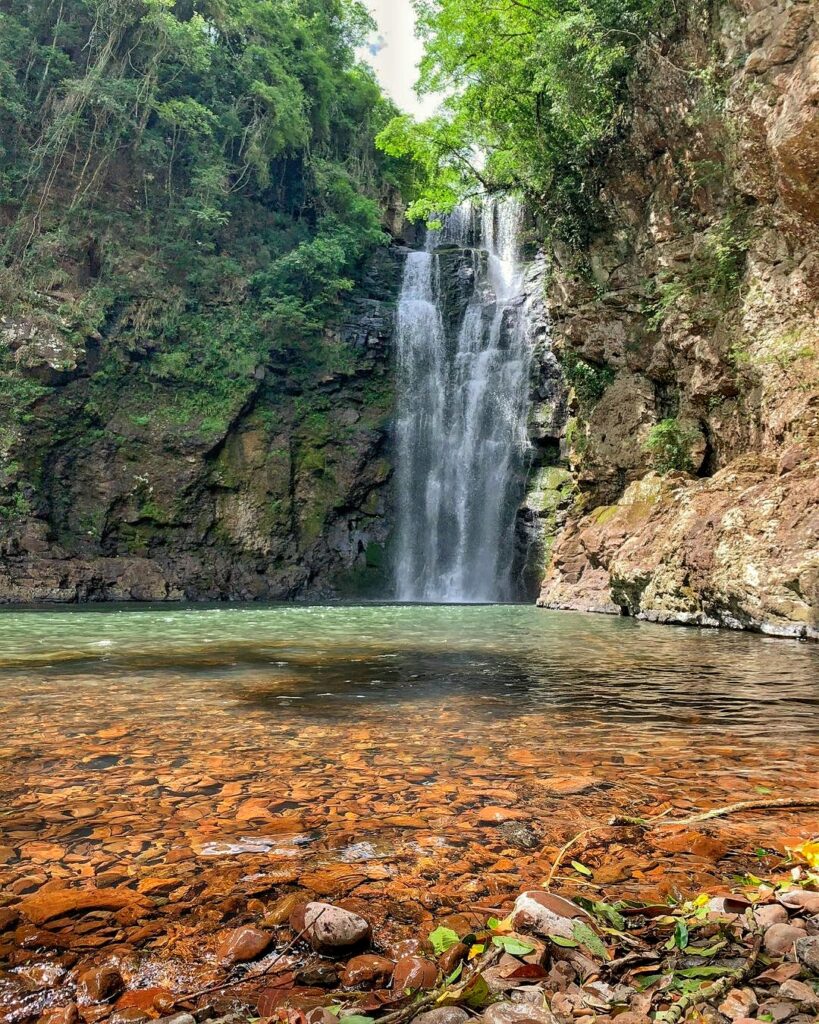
(377, 0), (672, 245)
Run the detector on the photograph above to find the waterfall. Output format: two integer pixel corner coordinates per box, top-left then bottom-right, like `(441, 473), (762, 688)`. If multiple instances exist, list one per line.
(394, 197), (534, 603)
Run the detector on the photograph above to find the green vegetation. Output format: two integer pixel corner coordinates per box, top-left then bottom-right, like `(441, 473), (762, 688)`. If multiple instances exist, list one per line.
(561, 350), (614, 407)
(644, 418), (700, 473)
(0, 0), (414, 526)
(376, 0), (673, 246)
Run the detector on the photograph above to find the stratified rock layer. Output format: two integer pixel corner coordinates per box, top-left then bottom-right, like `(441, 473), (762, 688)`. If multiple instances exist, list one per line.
(538, 0), (819, 636)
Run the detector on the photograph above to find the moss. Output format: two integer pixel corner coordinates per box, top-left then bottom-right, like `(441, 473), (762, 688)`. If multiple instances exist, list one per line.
(591, 503), (619, 526)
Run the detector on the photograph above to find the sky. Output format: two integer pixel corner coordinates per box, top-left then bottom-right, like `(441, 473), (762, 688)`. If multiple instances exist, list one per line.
(358, 0), (439, 119)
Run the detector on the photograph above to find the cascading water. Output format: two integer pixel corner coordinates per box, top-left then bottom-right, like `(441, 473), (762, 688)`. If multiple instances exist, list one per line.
(394, 198), (534, 603)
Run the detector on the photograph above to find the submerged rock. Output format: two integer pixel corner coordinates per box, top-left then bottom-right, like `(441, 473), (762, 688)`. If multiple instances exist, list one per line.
(217, 925), (271, 964)
(76, 965), (124, 1004)
(340, 954), (394, 988)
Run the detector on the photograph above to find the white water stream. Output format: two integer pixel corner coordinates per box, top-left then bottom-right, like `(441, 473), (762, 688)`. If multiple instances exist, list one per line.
(394, 198), (534, 602)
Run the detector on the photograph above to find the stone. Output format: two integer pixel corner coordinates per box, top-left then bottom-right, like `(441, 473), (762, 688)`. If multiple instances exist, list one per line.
(217, 926), (271, 965)
(37, 1007), (79, 1024)
(300, 901), (370, 954)
(392, 956), (439, 991)
(340, 955), (394, 988)
(764, 923), (807, 956)
(718, 987), (758, 1020)
(476, 807), (529, 824)
(795, 934), (819, 973)
(511, 891), (589, 940)
(18, 886), (152, 925)
(77, 965), (124, 1004)
(779, 890), (819, 915)
(754, 903), (789, 928)
(415, 1010), (469, 1024)
(438, 941), (468, 975)
(482, 1001), (558, 1024)
(755, 998), (800, 1022)
(779, 980), (819, 1008)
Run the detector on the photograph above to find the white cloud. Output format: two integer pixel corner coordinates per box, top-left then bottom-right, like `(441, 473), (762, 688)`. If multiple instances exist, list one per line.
(358, 0), (440, 119)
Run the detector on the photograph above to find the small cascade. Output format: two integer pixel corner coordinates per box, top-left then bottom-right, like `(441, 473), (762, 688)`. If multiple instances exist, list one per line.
(394, 197), (534, 603)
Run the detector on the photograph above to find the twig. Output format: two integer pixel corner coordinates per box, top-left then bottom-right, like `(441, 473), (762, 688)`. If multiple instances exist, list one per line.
(543, 826), (602, 889)
(610, 797), (819, 829)
(654, 931), (762, 1024)
(179, 907), (329, 1003)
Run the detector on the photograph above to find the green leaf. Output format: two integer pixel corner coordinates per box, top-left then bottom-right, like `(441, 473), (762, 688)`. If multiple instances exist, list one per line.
(755, 786), (773, 795)
(548, 934), (579, 947)
(325, 1009), (344, 1018)
(686, 940), (727, 957)
(429, 926), (461, 956)
(572, 920), (609, 961)
(339, 1016), (376, 1024)
(571, 860), (593, 877)
(675, 966), (732, 979)
(492, 935), (536, 955)
(592, 900), (626, 930)
(445, 963), (463, 985)
(664, 919), (689, 951)
(487, 916), (500, 929)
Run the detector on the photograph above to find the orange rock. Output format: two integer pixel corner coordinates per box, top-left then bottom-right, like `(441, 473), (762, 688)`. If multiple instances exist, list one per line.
(19, 887), (152, 925)
(392, 956), (439, 991)
(476, 807), (529, 824)
(340, 954), (394, 988)
(77, 965), (124, 1004)
(217, 925), (271, 964)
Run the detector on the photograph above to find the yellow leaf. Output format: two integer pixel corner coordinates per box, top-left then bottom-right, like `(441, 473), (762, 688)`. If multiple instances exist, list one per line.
(468, 943), (485, 959)
(786, 839), (819, 870)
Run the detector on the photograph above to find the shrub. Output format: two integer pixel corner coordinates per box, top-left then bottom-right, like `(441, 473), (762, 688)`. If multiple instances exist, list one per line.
(561, 350), (614, 406)
(644, 418), (700, 473)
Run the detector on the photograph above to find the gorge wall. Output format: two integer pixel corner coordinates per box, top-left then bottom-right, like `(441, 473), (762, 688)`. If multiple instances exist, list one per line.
(534, 0), (819, 638)
(0, 249), (401, 603)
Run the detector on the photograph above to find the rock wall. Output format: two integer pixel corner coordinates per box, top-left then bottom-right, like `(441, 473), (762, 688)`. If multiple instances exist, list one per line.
(0, 248), (402, 603)
(537, 0), (819, 637)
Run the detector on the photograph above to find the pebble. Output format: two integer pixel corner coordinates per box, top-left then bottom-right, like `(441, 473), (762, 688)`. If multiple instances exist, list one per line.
(37, 1007), (79, 1024)
(482, 1002), (557, 1024)
(301, 902), (370, 954)
(153, 1016), (196, 1024)
(511, 891), (586, 940)
(438, 941), (468, 974)
(217, 926), (271, 964)
(340, 954), (394, 988)
(718, 987), (758, 1020)
(795, 934), (819, 972)
(392, 956), (439, 991)
(778, 890), (819, 915)
(764, 923), (807, 956)
(754, 903), (788, 928)
(779, 979), (819, 1008)
(755, 998), (800, 1022)
(76, 965), (124, 1004)
(415, 1010), (469, 1024)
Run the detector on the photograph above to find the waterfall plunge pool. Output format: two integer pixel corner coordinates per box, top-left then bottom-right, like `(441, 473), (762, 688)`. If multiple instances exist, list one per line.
(1, 602), (817, 1015)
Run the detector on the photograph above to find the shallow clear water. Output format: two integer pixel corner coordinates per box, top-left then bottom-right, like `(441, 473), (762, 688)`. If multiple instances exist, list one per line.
(1, 604), (817, 1015)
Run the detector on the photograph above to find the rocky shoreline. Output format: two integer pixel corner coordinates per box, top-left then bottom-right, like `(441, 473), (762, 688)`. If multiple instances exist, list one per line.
(22, 843), (819, 1024)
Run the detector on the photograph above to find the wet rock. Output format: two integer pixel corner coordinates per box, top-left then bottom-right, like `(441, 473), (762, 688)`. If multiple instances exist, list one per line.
(779, 979), (819, 1009)
(482, 1001), (557, 1024)
(77, 965), (124, 1004)
(795, 934), (819, 973)
(0, 908), (20, 931)
(438, 941), (468, 975)
(477, 807), (530, 824)
(340, 954), (394, 988)
(37, 1006), (79, 1024)
(110, 1011), (151, 1024)
(498, 822), (540, 850)
(415, 1010), (469, 1024)
(754, 903), (789, 929)
(301, 901), (370, 954)
(295, 963), (339, 987)
(718, 987), (758, 1020)
(217, 926), (271, 965)
(392, 956), (439, 991)
(19, 886), (152, 925)
(511, 891), (588, 940)
(264, 892), (304, 926)
(764, 922), (806, 956)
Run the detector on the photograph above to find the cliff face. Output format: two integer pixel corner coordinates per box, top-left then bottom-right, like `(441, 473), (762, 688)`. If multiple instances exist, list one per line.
(537, 0), (819, 636)
(0, 249), (401, 603)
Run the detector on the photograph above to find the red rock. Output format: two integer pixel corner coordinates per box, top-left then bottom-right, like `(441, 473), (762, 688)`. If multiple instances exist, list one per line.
(0, 908), (19, 931)
(718, 987), (758, 1021)
(476, 807), (529, 824)
(18, 887), (151, 925)
(341, 954), (394, 988)
(754, 903), (788, 928)
(77, 965), (124, 1004)
(392, 956), (439, 991)
(217, 925), (271, 964)
(37, 1006), (79, 1024)
(438, 941), (468, 975)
